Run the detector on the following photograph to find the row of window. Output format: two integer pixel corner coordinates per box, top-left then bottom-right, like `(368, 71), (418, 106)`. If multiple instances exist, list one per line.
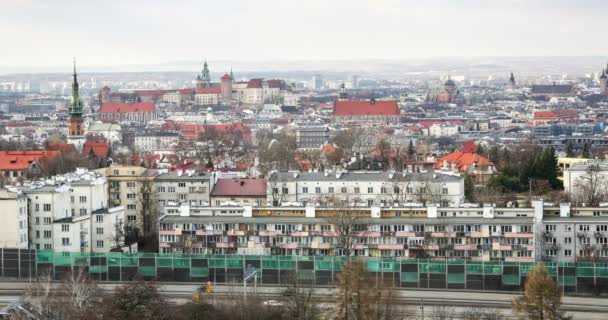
(289, 186), (450, 195)
(545, 224), (608, 232)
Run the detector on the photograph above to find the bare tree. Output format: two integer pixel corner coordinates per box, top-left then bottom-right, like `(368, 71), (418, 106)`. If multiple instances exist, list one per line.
(461, 308), (505, 320)
(19, 269), (99, 319)
(334, 261), (404, 320)
(571, 164), (608, 206)
(283, 276), (320, 320)
(137, 179), (158, 251)
(111, 219), (138, 253)
(325, 208), (371, 257)
(431, 305), (456, 320)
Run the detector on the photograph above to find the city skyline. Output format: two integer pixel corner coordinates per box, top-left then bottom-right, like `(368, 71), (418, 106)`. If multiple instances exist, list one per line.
(2, 0), (608, 69)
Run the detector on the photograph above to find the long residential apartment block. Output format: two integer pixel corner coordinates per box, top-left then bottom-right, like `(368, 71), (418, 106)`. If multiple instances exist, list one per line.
(158, 201), (608, 263)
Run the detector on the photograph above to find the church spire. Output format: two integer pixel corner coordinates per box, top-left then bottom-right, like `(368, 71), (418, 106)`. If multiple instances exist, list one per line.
(200, 59), (210, 82)
(338, 82), (348, 100)
(70, 58), (83, 116)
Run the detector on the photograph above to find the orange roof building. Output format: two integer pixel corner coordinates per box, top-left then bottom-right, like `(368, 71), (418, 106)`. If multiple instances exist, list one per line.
(435, 141), (497, 184)
(333, 99), (400, 124)
(98, 102), (157, 123)
(0, 150), (59, 182)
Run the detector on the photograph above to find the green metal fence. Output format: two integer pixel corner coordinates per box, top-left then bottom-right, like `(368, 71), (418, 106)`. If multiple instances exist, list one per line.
(1, 249), (607, 295)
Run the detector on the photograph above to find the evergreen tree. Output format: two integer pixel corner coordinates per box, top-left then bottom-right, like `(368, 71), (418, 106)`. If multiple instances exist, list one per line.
(488, 146), (500, 163)
(464, 174), (475, 202)
(407, 139), (415, 160)
(582, 142), (591, 158)
(543, 147), (560, 189)
(476, 144), (485, 156)
(565, 140), (575, 157)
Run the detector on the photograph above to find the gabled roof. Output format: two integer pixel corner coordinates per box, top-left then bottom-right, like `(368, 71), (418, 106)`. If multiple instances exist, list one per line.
(434, 142), (494, 172)
(99, 102), (155, 113)
(247, 79), (263, 89)
(210, 178), (267, 197)
(83, 142), (109, 158)
(0, 150), (59, 171)
(334, 100), (399, 116)
(266, 79), (285, 89)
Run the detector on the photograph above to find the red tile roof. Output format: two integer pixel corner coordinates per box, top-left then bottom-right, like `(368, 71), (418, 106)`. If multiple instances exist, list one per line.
(210, 178), (266, 197)
(534, 109), (577, 120)
(221, 74), (232, 80)
(83, 142), (109, 158)
(195, 87), (221, 94)
(266, 79), (284, 89)
(178, 88), (196, 95)
(99, 102), (155, 113)
(460, 140), (477, 153)
(0, 151), (59, 171)
(334, 100), (399, 116)
(247, 79), (263, 89)
(434, 142), (494, 172)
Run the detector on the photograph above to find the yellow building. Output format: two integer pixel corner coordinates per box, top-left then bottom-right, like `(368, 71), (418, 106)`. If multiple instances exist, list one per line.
(96, 166), (156, 236)
(557, 157), (591, 180)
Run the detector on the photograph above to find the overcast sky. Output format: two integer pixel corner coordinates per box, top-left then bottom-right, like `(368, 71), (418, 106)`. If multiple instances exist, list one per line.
(2, 0), (607, 68)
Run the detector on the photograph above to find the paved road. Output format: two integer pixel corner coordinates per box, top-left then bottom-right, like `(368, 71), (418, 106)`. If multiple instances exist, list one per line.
(1, 281), (607, 319)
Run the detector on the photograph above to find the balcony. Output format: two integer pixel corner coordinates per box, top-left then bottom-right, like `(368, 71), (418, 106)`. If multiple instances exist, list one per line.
(195, 230), (224, 236)
(378, 244), (404, 250)
(594, 231), (604, 238)
(215, 242), (236, 249)
(439, 244), (454, 250)
(395, 231), (417, 238)
(111, 199), (121, 206)
(311, 242), (332, 249)
(248, 242), (267, 249)
(471, 231), (489, 238)
(454, 244), (478, 250)
(431, 232), (456, 238)
(492, 243), (512, 250)
(258, 230), (280, 237)
(279, 242), (299, 249)
(227, 230), (245, 236)
(357, 231), (381, 238)
(290, 231), (309, 237)
(110, 188), (120, 193)
(160, 230), (177, 236)
(505, 257), (534, 263)
(505, 232), (534, 238)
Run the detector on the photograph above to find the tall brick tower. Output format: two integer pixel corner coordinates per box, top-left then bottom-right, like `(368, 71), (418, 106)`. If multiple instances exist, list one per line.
(100, 85), (111, 104)
(220, 71), (233, 102)
(68, 59), (85, 153)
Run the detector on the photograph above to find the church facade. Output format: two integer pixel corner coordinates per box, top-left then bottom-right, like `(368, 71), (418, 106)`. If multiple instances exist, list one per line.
(427, 77), (465, 105)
